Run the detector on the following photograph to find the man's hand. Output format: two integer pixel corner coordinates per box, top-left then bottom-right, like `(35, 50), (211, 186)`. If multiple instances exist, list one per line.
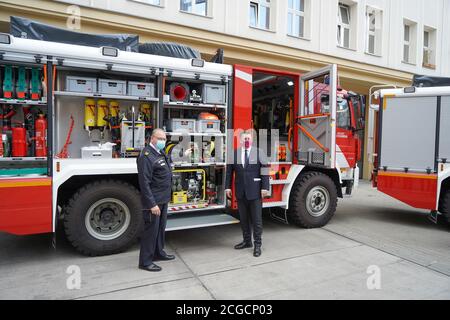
(261, 190), (270, 199)
(150, 205), (161, 216)
(226, 189), (232, 199)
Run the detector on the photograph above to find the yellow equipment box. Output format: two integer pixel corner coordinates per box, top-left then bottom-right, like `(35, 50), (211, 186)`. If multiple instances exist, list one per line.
(173, 191), (188, 204)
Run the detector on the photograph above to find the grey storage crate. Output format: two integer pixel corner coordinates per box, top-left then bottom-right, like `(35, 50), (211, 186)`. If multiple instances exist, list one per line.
(165, 119), (196, 133)
(81, 146), (113, 159)
(66, 76), (97, 93)
(197, 119), (221, 133)
(202, 84), (226, 105)
(98, 79), (127, 95)
(128, 81), (155, 97)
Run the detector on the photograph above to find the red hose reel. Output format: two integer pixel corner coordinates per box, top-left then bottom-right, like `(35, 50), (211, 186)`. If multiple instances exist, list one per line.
(169, 82), (190, 102)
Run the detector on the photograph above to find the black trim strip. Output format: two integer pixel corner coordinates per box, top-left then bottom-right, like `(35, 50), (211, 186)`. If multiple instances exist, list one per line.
(377, 97), (383, 171)
(435, 96), (441, 172)
(158, 69), (164, 129)
(46, 57), (53, 177)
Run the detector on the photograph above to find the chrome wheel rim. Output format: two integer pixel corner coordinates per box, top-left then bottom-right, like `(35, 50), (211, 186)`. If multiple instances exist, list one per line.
(85, 198), (131, 240)
(306, 186), (330, 217)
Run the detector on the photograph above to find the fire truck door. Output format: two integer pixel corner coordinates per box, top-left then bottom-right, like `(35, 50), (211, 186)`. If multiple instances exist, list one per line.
(297, 65), (338, 169)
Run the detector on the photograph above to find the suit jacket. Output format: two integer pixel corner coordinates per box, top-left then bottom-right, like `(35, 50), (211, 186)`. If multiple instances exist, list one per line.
(225, 147), (270, 201)
(136, 145), (173, 209)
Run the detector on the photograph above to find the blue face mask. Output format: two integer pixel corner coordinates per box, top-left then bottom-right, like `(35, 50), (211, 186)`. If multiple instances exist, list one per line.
(156, 140), (166, 151)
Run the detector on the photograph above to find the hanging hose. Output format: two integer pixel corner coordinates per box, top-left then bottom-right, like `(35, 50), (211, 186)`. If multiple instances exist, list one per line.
(56, 115), (75, 159)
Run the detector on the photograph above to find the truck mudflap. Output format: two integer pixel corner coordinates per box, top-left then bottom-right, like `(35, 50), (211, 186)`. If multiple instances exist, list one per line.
(0, 177), (52, 235)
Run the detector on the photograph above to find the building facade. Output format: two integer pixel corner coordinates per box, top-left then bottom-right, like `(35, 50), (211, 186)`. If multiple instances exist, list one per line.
(0, 0), (449, 178)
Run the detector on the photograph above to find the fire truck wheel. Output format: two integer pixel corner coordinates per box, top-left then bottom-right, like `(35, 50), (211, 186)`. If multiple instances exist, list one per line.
(288, 172), (338, 228)
(438, 188), (450, 224)
(63, 180), (143, 256)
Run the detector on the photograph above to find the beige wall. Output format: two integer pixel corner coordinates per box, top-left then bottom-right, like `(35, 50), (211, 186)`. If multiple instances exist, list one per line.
(0, 0), (415, 179)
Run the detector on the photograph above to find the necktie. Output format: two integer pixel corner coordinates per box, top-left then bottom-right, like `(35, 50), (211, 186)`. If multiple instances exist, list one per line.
(245, 149), (249, 168)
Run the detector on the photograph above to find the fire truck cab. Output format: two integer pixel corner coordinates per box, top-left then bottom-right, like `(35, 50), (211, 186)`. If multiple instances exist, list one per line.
(0, 34), (365, 256)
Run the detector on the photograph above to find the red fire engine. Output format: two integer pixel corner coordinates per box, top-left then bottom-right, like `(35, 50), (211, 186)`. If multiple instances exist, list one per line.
(0, 33), (364, 256)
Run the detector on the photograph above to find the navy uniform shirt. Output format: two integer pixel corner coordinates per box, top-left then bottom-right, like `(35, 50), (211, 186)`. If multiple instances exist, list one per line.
(137, 144), (173, 209)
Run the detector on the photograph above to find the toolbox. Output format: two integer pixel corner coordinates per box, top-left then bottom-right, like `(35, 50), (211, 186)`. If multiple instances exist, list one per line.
(165, 118), (196, 133)
(66, 76), (97, 93)
(197, 119), (221, 133)
(98, 79), (127, 95)
(202, 84), (226, 105)
(128, 81), (155, 97)
(81, 144), (114, 159)
(172, 191), (188, 204)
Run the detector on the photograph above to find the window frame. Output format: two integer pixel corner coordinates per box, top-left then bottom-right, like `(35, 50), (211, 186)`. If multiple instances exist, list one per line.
(366, 9), (376, 55)
(422, 27), (437, 69)
(337, 3), (351, 48)
(249, 0), (271, 31)
(403, 24), (411, 63)
(287, 0), (305, 38)
(180, 0), (208, 17)
(130, 0), (163, 7)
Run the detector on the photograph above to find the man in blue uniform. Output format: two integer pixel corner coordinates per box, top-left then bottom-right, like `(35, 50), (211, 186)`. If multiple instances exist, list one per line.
(225, 130), (270, 257)
(137, 128), (175, 272)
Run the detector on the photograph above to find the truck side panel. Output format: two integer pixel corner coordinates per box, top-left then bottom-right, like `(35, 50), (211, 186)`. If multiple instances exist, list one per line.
(377, 172), (438, 210)
(0, 178), (52, 235)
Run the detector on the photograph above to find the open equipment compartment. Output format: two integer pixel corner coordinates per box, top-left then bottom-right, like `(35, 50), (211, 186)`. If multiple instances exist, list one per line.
(162, 75), (229, 214)
(0, 61), (49, 177)
(54, 67), (158, 159)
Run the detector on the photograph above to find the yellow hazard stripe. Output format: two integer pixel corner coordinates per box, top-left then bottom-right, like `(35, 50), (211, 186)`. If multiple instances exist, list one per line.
(383, 94), (395, 110)
(0, 179), (51, 188)
(378, 172), (437, 180)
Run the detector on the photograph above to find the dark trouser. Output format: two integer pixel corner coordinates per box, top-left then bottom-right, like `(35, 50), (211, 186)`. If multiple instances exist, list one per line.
(139, 203), (168, 267)
(237, 198), (263, 246)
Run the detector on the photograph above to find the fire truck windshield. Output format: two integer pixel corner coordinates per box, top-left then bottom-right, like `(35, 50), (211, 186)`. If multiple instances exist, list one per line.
(320, 95), (351, 129)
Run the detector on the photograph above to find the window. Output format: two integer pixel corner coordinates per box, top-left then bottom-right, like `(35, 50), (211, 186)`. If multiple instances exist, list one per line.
(366, 7), (382, 55)
(403, 20), (417, 64)
(320, 95), (350, 129)
(132, 0), (161, 5)
(423, 27), (437, 69)
(180, 0), (207, 16)
(250, 0), (271, 30)
(337, 98), (351, 129)
(403, 24), (410, 62)
(337, 3), (351, 48)
(288, 0), (305, 38)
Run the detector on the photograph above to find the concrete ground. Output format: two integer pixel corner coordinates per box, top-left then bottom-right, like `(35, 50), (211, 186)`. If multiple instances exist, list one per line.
(0, 181), (449, 300)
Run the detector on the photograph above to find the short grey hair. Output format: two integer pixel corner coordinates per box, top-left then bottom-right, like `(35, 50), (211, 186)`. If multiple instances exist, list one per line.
(151, 128), (166, 138)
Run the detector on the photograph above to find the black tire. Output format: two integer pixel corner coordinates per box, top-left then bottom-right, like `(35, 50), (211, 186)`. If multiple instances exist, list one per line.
(438, 188), (450, 224)
(288, 172), (338, 228)
(63, 180), (143, 256)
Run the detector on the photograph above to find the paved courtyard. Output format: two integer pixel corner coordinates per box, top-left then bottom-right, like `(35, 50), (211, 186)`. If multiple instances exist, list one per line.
(0, 181), (449, 300)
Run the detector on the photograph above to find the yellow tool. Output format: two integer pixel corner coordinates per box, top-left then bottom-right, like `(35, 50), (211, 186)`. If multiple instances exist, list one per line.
(97, 99), (109, 127)
(96, 99), (109, 138)
(109, 100), (120, 118)
(84, 98), (96, 134)
(140, 102), (152, 116)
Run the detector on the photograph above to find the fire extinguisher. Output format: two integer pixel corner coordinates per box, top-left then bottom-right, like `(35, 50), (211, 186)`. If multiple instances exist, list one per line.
(12, 126), (27, 157)
(35, 114), (47, 157)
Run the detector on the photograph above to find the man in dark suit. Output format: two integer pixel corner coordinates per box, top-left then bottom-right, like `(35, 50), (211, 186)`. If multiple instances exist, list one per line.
(225, 130), (270, 257)
(137, 128), (175, 272)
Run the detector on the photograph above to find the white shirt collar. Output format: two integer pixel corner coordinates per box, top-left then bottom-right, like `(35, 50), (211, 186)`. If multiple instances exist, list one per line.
(150, 143), (161, 154)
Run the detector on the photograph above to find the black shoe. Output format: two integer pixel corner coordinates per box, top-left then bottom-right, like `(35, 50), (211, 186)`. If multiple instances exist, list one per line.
(253, 246), (262, 257)
(234, 242), (253, 250)
(154, 254), (175, 261)
(139, 263), (162, 272)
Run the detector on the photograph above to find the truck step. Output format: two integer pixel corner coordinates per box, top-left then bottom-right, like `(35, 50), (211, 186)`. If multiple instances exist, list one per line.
(166, 211), (239, 231)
